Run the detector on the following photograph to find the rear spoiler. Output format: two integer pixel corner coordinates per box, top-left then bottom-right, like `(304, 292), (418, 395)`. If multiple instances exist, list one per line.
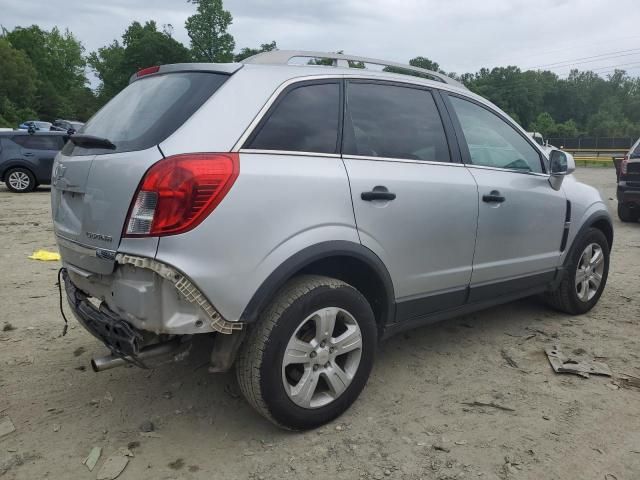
(129, 63), (243, 84)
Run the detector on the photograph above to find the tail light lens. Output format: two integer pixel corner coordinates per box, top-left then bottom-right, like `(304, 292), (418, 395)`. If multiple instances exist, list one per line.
(621, 155), (629, 175)
(136, 65), (160, 78)
(125, 153), (239, 237)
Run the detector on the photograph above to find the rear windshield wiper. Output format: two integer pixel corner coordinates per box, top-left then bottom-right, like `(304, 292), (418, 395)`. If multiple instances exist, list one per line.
(69, 134), (116, 150)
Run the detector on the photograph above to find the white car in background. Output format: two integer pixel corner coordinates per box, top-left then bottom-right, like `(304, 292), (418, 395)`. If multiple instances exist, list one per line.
(528, 131), (555, 153)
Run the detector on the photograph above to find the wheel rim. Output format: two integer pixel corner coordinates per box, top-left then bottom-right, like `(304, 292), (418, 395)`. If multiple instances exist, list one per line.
(575, 243), (605, 302)
(8, 171), (30, 191)
(281, 307), (363, 409)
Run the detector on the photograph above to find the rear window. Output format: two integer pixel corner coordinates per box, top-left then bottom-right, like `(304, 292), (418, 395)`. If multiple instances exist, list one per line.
(63, 72), (228, 156)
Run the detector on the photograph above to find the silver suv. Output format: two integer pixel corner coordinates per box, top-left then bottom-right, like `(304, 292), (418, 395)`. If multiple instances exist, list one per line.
(52, 51), (613, 430)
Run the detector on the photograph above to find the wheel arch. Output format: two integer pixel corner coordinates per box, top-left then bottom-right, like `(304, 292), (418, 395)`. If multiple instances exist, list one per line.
(240, 241), (396, 332)
(569, 211), (613, 260)
(1, 161), (36, 182)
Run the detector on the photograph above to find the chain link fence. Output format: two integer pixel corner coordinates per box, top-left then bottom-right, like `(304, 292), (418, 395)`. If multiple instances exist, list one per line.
(547, 137), (635, 150)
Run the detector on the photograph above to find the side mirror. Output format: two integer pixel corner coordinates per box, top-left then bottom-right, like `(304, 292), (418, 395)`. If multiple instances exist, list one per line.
(548, 149), (575, 190)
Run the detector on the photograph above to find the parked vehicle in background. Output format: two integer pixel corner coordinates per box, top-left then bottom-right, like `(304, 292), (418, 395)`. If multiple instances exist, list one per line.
(618, 137), (640, 222)
(52, 119), (84, 134)
(528, 131), (554, 153)
(0, 131), (68, 192)
(18, 120), (52, 131)
(53, 51), (613, 430)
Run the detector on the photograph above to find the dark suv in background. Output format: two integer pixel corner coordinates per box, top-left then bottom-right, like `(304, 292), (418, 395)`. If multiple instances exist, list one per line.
(0, 131), (68, 192)
(618, 138), (640, 222)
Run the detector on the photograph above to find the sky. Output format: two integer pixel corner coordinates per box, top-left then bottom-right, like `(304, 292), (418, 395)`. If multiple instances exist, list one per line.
(3, 0), (640, 80)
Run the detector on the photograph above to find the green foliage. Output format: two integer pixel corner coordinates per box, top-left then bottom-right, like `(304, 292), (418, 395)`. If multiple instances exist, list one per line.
(457, 63), (640, 138)
(88, 21), (191, 104)
(234, 41), (277, 62)
(1, 26), (91, 123)
(186, 0), (235, 62)
(409, 56), (441, 73)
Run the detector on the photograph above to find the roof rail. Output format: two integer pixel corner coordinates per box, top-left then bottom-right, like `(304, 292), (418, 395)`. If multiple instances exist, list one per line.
(242, 50), (466, 89)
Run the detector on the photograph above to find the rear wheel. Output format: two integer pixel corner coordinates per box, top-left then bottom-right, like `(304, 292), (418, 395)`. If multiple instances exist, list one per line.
(545, 228), (609, 315)
(236, 275), (377, 430)
(618, 202), (638, 222)
(5, 168), (36, 193)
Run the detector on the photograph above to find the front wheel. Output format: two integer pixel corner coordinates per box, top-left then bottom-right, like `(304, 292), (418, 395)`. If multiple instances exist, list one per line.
(544, 228), (610, 315)
(5, 168), (36, 193)
(236, 275), (377, 430)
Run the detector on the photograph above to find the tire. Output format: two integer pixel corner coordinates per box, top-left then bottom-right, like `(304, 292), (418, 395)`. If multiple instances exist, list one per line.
(617, 202), (637, 222)
(236, 275), (377, 430)
(544, 228), (610, 315)
(5, 167), (36, 193)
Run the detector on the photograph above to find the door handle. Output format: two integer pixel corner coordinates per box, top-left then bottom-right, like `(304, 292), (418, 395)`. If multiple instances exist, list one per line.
(361, 188), (396, 201)
(482, 191), (505, 203)
(23, 152), (35, 157)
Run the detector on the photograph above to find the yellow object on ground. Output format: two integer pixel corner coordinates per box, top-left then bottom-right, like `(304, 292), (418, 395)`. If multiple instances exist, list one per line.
(28, 250), (61, 261)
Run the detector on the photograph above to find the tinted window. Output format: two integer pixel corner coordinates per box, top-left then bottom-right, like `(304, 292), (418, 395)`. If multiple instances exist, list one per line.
(12, 135), (63, 150)
(64, 72), (228, 156)
(449, 96), (543, 173)
(246, 82), (340, 154)
(344, 83), (450, 162)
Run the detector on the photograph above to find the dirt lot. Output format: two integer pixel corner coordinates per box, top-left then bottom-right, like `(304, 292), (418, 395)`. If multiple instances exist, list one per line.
(1, 167), (639, 480)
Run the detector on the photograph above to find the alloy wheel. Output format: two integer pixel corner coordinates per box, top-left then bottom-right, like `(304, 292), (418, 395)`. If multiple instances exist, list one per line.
(575, 242), (605, 302)
(281, 307), (363, 409)
(8, 171), (31, 191)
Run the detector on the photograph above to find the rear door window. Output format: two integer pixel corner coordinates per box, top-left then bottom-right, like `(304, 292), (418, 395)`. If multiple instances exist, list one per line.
(12, 135), (63, 150)
(245, 82), (340, 154)
(64, 72), (228, 156)
(343, 82), (450, 162)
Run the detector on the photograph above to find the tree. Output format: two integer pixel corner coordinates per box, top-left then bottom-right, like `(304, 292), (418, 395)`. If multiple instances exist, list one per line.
(89, 21), (191, 103)
(530, 112), (556, 138)
(185, 0), (235, 62)
(234, 41), (276, 62)
(409, 56), (441, 73)
(0, 38), (38, 126)
(2, 25), (89, 121)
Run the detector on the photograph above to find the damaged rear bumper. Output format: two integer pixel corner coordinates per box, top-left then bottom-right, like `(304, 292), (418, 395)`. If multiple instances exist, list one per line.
(63, 254), (242, 336)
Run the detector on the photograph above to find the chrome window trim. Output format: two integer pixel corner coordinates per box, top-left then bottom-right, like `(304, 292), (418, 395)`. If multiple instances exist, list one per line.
(464, 163), (550, 177)
(239, 148), (341, 158)
(341, 154), (465, 167)
(231, 72), (550, 172)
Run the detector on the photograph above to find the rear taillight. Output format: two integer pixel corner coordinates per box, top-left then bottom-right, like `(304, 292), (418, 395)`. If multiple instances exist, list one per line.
(621, 155), (629, 175)
(125, 153), (239, 237)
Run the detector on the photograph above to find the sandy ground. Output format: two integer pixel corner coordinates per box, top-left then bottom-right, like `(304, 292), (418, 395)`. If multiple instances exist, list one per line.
(1, 167), (639, 480)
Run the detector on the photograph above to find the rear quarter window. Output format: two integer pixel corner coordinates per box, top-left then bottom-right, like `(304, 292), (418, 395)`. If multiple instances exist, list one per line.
(63, 72), (228, 156)
(244, 82), (341, 154)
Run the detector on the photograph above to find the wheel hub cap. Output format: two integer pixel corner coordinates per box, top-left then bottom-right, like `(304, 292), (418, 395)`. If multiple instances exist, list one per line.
(281, 307), (363, 409)
(575, 242), (605, 302)
(8, 171), (30, 191)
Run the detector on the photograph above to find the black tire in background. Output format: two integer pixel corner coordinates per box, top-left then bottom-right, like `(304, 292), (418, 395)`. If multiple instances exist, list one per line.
(617, 202), (638, 222)
(5, 167), (36, 193)
(236, 275), (377, 430)
(545, 228), (610, 315)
